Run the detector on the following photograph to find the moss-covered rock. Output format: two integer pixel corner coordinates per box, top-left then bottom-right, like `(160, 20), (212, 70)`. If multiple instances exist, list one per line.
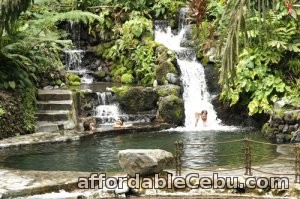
(114, 86), (158, 113)
(93, 71), (106, 81)
(66, 74), (81, 86)
(158, 95), (184, 126)
(156, 61), (177, 85)
(154, 85), (181, 97)
(155, 45), (178, 85)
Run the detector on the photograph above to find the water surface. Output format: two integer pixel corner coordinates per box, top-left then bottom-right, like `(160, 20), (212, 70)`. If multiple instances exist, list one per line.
(0, 130), (278, 172)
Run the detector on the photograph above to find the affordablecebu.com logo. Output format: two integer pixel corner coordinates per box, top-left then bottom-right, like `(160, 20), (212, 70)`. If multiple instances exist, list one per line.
(77, 173), (289, 190)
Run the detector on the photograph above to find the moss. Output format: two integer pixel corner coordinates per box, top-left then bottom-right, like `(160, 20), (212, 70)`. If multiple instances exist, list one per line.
(0, 88), (36, 139)
(201, 56), (209, 65)
(261, 123), (277, 135)
(66, 74), (81, 86)
(158, 95), (184, 125)
(276, 108), (285, 118)
(155, 85), (181, 97)
(70, 81), (81, 86)
(156, 61), (177, 85)
(55, 79), (62, 86)
(94, 71), (106, 81)
(170, 19), (175, 28)
(20, 87), (37, 133)
(121, 73), (134, 84)
(291, 111), (298, 120)
(114, 86), (158, 113)
(68, 74), (81, 82)
(0, 107), (5, 118)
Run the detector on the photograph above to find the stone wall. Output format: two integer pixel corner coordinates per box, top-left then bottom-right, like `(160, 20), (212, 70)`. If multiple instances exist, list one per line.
(262, 109), (300, 143)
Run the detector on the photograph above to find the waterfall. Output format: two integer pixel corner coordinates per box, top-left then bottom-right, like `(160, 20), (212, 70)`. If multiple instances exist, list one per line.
(64, 50), (85, 72)
(94, 92), (121, 125)
(154, 7), (222, 129)
(93, 91), (156, 126)
(64, 22), (93, 84)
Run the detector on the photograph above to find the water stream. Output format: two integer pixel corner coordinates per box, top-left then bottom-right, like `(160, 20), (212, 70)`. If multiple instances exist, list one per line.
(64, 22), (93, 84)
(154, 8), (221, 130)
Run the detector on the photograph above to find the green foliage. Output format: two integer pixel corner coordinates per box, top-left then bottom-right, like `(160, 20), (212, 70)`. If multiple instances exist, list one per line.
(287, 59), (300, 76)
(20, 87), (37, 132)
(0, 1), (103, 90)
(284, 79), (300, 108)
(102, 14), (156, 86)
(221, 47), (287, 115)
(192, 0), (300, 116)
(0, 0), (33, 36)
(121, 73), (134, 84)
(0, 107), (5, 118)
(66, 74), (81, 86)
(152, 0), (184, 19)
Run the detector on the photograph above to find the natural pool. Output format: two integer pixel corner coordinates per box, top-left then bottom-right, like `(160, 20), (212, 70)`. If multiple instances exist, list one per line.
(0, 129), (278, 172)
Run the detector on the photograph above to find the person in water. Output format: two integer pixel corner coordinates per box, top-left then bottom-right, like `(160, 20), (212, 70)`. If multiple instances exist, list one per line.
(113, 118), (133, 128)
(195, 110), (208, 127)
(83, 117), (96, 131)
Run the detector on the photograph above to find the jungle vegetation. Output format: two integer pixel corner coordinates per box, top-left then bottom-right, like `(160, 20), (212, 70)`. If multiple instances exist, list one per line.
(0, 0), (299, 136)
(191, 0), (300, 115)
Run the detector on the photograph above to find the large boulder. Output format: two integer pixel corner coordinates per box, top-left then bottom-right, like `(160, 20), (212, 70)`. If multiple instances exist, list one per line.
(114, 86), (158, 114)
(118, 149), (174, 177)
(158, 95), (185, 125)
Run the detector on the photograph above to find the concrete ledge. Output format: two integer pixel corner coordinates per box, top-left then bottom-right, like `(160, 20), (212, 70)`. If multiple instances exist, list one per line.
(0, 123), (173, 150)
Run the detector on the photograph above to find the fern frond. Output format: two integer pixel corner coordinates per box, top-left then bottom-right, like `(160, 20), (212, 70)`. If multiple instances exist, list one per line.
(33, 10), (102, 28)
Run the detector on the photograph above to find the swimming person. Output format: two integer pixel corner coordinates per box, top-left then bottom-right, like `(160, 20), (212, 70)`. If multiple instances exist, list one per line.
(195, 110), (208, 127)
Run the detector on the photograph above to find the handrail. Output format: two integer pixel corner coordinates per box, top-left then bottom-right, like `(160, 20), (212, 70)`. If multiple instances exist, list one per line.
(174, 138), (300, 183)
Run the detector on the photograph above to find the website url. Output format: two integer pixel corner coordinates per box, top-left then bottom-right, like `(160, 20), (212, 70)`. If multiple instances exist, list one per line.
(77, 173), (289, 190)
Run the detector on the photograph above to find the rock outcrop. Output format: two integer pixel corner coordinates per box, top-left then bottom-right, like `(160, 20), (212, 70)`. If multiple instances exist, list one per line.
(118, 149), (174, 177)
(262, 109), (300, 143)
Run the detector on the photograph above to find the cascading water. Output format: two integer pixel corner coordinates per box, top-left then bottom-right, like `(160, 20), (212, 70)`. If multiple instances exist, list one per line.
(64, 22), (93, 84)
(93, 91), (156, 126)
(155, 7), (222, 130)
(94, 92), (121, 125)
(64, 50), (85, 72)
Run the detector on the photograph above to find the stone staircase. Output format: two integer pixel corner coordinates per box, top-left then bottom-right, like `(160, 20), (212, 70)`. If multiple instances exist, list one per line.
(35, 89), (76, 133)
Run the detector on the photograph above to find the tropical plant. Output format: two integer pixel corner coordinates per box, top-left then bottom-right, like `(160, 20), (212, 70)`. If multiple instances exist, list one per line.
(0, 1), (102, 89)
(192, 0), (300, 115)
(102, 13), (157, 85)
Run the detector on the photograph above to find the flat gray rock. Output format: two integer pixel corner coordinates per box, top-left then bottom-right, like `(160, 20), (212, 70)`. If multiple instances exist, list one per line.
(118, 149), (174, 177)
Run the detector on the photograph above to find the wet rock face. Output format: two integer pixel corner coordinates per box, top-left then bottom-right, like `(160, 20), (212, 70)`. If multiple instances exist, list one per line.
(211, 96), (266, 128)
(203, 64), (221, 96)
(118, 149), (174, 177)
(262, 109), (300, 143)
(158, 95), (185, 126)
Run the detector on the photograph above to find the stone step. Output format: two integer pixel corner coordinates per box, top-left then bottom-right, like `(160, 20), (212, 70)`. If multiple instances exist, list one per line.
(37, 100), (73, 110)
(35, 121), (76, 133)
(38, 89), (72, 101)
(36, 110), (70, 122)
